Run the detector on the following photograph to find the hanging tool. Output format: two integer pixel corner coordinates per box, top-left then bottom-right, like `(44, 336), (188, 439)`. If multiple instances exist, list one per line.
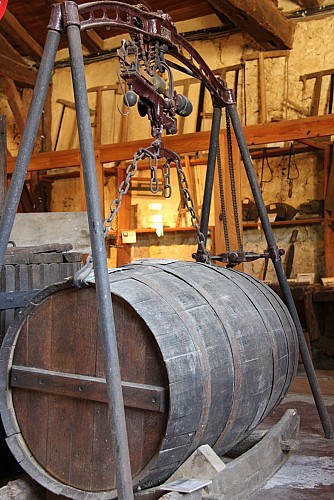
(287, 142), (299, 198)
(259, 148), (273, 193)
(285, 229), (298, 279)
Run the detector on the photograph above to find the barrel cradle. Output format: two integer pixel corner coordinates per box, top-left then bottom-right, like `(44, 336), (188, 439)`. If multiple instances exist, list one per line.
(0, 260), (298, 498)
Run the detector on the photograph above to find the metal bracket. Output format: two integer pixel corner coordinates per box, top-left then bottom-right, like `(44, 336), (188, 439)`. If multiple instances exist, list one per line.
(0, 290), (40, 310)
(211, 247), (285, 265)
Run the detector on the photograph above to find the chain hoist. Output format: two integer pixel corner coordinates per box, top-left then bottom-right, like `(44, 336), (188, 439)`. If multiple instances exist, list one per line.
(74, 134), (209, 285)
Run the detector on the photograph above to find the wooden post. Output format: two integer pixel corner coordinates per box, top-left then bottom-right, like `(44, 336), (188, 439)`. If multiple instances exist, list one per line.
(324, 144), (334, 276)
(94, 86), (103, 146)
(258, 52), (267, 123)
(0, 115), (7, 217)
(116, 163), (132, 266)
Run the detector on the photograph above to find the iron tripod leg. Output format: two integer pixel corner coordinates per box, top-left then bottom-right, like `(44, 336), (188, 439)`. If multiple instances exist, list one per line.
(227, 103), (333, 439)
(0, 28), (61, 268)
(66, 24), (134, 499)
(0, 10), (134, 499)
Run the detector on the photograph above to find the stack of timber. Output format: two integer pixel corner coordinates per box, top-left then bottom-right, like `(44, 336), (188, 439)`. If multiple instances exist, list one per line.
(0, 243), (82, 345)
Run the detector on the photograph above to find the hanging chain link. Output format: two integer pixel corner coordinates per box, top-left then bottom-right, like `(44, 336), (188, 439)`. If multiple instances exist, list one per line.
(174, 155), (211, 263)
(162, 160), (172, 198)
(74, 139), (211, 286)
(217, 139), (230, 252)
(148, 155), (159, 194)
(226, 107), (243, 252)
(137, 35), (158, 76)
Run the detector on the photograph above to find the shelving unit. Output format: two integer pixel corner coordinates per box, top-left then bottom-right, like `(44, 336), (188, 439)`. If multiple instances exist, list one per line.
(5, 113), (334, 273)
(243, 218), (324, 229)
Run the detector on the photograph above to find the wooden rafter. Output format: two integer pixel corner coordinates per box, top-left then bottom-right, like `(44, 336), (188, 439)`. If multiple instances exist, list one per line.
(80, 30), (105, 54)
(0, 54), (36, 87)
(0, 77), (27, 134)
(0, 9), (43, 62)
(0, 32), (27, 66)
(208, 0), (295, 50)
(295, 1), (325, 8)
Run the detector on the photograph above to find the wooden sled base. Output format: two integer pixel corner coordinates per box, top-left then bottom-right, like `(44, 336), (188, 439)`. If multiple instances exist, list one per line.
(135, 409), (300, 500)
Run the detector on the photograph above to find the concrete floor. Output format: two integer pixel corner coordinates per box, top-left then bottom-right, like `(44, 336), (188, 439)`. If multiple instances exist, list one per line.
(249, 371), (334, 499)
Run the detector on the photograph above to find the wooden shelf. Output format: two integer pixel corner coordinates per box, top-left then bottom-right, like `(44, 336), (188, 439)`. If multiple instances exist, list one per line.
(119, 226), (217, 235)
(121, 221), (324, 234)
(243, 218), (324, 229)
(120, 226), (198, 234)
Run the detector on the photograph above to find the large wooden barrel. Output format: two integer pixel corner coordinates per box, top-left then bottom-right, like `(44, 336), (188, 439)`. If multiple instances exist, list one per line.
(0, 260), (298, 498)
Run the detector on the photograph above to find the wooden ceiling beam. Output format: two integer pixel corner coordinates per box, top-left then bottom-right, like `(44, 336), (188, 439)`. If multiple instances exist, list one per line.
(0, 54), (37, 87)
(0, 9), (43, 62)
(207, 0), (295, 50)
(81, 30), (105, 54)
(0, 33), (27, 66)
(0, 77), (27, 134)
(295, 1), (325, 8)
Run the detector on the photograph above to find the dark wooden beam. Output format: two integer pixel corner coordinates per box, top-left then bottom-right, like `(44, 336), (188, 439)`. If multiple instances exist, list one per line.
(0, 77), (26, 134)
(0, 115), (7, 216)
(208, 0), (295, 50)
(81, 30), (105, 54)
(295, 1), (325, 8)
(0, 54), (36, 87)
(0, 33), (27, 66)
(0, 9), (43, 62)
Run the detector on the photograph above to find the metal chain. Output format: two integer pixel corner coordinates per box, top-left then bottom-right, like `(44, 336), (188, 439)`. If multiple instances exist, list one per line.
(226, 107), (243, 251)
(74, 142), (210, 285)
(104, 149), (148, 234)
(174, 155), (211, 263)
(74, 148), (146, 286)
(138, 35), (155, 76)
(149, 155), (159, 194)
(217, 139), (230, 252)
(162, 160), (172, 198)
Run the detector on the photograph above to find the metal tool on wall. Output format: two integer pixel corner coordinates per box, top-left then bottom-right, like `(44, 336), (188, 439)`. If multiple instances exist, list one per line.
(259, 148), (273, 193)
(285, 229), (298, 279)
(287, 142), (300, 198)
(0, 2), (332, 498)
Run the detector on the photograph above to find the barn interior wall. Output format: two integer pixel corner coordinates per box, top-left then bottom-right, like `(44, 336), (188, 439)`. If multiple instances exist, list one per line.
(2, 14), (333, 278)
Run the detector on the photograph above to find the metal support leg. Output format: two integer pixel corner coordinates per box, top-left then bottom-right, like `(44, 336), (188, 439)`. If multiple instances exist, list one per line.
(228, 103), (333, 439)
(66, 24), (134, 499)
(199, 106), (222, 247)
(0, 29), (61, 269)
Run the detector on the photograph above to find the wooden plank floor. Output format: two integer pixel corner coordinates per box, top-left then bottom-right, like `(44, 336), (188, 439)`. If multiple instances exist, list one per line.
(249, 370), (334, 499)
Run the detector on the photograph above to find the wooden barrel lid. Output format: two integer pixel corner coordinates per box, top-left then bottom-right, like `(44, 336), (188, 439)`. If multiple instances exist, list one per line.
(1, 282), (168, 498)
